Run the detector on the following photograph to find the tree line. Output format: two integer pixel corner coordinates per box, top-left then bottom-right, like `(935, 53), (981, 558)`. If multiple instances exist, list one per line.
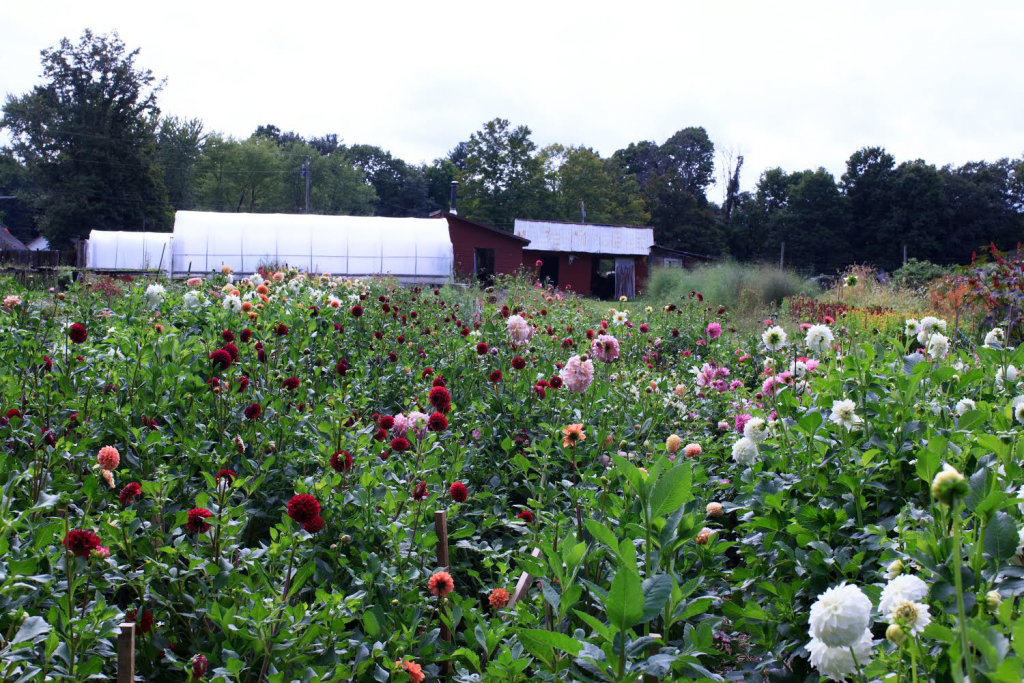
(2, 31), (1022, 271)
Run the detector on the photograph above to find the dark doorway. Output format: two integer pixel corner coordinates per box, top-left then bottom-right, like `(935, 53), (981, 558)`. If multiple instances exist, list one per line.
(538, 256), (559, 287)
(591, 257), (616, 300)
(614, 258), (636, 299)
(473, 248), (495, 285)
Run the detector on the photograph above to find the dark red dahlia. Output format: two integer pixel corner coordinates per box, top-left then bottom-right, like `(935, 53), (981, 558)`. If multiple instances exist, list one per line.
(244, 402), (262, 420)
(379, 415), (395, 430)
(476, 342), (488, 355)
(387, 352), (397, 363)
(413, 481), (428, 500)
(41, 356), (53, 372)
(222, 342), (239, 362)
(221, 330), (235, 343)
(488, 369), (503, 383)
(240, 328), (253, 343)
(428, 386), (451, 414)
(585, 329), (595, 340)
(287, 494), (320, 525)
(216, 469), (236, 483)
(427, 412), (448, 432)
(517, 509), (534, 523)
(186, 508), (213, 534)
(512, 357), (526, 370)
(424, 368), (436, 380)
(533, 385), (546, 399)
(126, 608), (154, 634)
(449, 481), (468, 503)
(209, 349), (232, 370)
(549, 376), (563, 389)
(282, 376), (300, 391)
(236, 375), (250, 392)
(68, 323), (88, 344)
(274, 323), (289, 336)
(390, 437), (411, 453)
(336, 359), (350, 376)
(119, 482), (142, 506)
(303, 516), (325, 534)
(350, 305), (363, 318)
(63, 529), (101, 557)
(330, 450), (354, 472)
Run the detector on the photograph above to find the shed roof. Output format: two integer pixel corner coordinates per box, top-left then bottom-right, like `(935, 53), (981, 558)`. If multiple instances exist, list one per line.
(443, 212), (531, 244)
(0, 227), (27, 251)
(514, 219), (653, 255)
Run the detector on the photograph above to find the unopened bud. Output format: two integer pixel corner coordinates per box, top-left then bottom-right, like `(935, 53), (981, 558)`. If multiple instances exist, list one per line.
(886, 623), (906, 645)
(986, 590), (1002, 613)
(341, 534), (352, 545)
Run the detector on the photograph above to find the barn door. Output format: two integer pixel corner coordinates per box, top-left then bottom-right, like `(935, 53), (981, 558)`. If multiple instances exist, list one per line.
(614, 258), (635, 299)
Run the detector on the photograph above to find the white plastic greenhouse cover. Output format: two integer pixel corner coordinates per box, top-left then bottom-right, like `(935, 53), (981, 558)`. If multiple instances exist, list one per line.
(171, 211), (453, 281)
(86, 231), (173, 276)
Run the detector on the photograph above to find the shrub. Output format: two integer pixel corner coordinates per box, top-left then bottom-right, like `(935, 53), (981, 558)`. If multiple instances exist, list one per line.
(893, 258), (948, 288)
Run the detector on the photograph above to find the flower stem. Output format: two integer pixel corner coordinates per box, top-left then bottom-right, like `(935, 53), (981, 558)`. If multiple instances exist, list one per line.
(951, 507), (975, 683)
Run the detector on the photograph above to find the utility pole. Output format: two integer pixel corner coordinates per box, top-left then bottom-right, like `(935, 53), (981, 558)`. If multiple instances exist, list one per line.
(779, 241), (785, 271)
(902, 245), (907, 266)
(580, 200), (586, 224)
(304, 156), (311, 214)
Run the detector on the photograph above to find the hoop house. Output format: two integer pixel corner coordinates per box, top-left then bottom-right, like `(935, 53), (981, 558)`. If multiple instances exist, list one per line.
(171, 211), (453, 282)
(86, 231), (173, 276)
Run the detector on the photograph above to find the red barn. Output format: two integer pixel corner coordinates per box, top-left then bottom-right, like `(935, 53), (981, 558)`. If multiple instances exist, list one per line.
(439, 212), (530, 282)
(514, 219), (654, 299)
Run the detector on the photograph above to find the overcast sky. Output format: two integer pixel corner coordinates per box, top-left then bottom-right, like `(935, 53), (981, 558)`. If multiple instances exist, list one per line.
(3, 1), (1023, 197)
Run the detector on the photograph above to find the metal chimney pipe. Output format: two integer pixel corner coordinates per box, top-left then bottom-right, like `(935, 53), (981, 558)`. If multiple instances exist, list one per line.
(449, 181), (459, 215)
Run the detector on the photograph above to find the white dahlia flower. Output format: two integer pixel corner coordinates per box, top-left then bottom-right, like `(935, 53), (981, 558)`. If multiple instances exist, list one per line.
(904, 318), (920, 337)
(743, 417), (769, 443)
(731, 437), (759, 466)
(829, 399), (862, 430)
(805, 324), (835, 354)
(926, 333), (949, 360)
(805, 628), (875, 682)
(984, 327), (1005, 349)
(887, 600), (931, 636)
(997, 365), (1019, 389)
(762, 325), (787, 352)
(222, 294), (242, 312)
(878, 574), (928, 616)
(808, 583), (873, 647)
(955, 398), (975, 416)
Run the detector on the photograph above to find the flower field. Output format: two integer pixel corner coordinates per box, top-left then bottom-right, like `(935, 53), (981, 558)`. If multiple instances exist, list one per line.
(2, 269), (1024, 683)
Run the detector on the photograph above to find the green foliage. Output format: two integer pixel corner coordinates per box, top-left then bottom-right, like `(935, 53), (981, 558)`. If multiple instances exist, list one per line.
(645, 262), (815, 313)
(893, 257), (949, 288)
(1, 30), (170, 248)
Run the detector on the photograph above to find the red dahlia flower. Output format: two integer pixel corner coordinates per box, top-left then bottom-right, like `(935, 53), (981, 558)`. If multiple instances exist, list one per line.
(244, 402), (262, 420)
(428, 386), (451, 414)
(413, 482), (428, 500)
(186, 508), (213, 534)
(350, 305), (363, 317)
(287, 494), (321, 525)
(222, 342), (239, 362)
(119, 482), (142, 505)
(476, 342), (488, 355)
(336, 359), (350, 376)
(240, 328), (253, 343)
(216, 468), (236, 483)
(428, 570), (455, 597)
(274, 323), (289, 336)
(303, 516), (325, 534)
(42, 356), (53, 372)
(330, 450), (354, 472)
(282, 376), (300, 391)
(427, 412), (448, 432)
(209, 349), (232, 370)
(236, 376), (250, 392)
(379, 415), (395, 430)
(488, 370), (503, 383)
(221, 330), (235, 343)
(68, 323), (88, 344)
(390, 437), (411, 453)
(63, 529), (101, 557)
(449, 481), (468, 502)
(126, 608), (154, 634)
(549, 376), (563, 389)
(517, 509), (534, 523)
(511, 357), (526, 370)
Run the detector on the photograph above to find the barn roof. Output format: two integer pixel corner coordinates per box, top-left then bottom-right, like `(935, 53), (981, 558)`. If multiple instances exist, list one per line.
(442, 212), (531, 244)
(513, 219), (653, 255)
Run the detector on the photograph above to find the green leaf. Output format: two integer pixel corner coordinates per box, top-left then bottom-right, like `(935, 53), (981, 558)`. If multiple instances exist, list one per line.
(362, 610), (380, 638)
(517, 628), (582, 656)
(984, 511), (1020, 561)
(12, 616), (50, 644)
(606, 568), (644, 630)
(650, 463), (692, 518)
(286, 562), (316, 600)
(585, 520), (619, 556)
(612, 454), (643, 494)
(640, 574), (673, 623)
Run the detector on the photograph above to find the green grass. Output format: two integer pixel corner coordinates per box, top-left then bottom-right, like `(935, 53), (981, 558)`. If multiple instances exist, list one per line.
(643, 262), (816, 315)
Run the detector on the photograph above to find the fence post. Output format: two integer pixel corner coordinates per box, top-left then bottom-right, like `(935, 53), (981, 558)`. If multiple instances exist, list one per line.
(507, 547), (543, 610)
(117, 622), (135, 683)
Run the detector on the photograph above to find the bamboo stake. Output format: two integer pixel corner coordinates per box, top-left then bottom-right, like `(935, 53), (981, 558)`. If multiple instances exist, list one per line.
(506, 547), (543, 610)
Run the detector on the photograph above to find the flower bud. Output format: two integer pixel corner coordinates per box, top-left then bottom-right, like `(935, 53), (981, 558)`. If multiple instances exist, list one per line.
(191, 653), (208, 679)
(666, 434), (682, 453)
(986, 590), (1002, 613)
(931, 464), (967, 505)
(341, 534), (352, 545)
(695, 527), (713, 545)
(391, 599), (400, 606)
(706, 502), (724, 517)
(886, 623), (906, 646)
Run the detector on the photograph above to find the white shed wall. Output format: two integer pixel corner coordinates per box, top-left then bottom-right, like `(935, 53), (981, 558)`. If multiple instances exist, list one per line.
(86, 231), (173, 276)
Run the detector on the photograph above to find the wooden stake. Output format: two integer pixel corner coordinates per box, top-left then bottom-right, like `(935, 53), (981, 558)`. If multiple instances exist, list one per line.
(434, 510), (452, 675)
(507, 547), (543, 610)
(434, 510), (449, 568)
(117, 622), (135, 683)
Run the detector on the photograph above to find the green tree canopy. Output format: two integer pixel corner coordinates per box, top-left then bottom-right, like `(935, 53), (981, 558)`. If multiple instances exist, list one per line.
(1, 30), (170, 248)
